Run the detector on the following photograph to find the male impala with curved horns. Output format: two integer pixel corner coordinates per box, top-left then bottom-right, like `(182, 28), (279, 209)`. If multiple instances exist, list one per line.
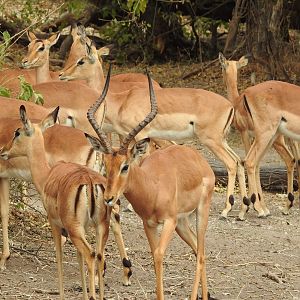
(219, 53), (299, 217)
(85, 71), (215, 300)
(59, 45), (248, 219)
(0, 106), (113, 300)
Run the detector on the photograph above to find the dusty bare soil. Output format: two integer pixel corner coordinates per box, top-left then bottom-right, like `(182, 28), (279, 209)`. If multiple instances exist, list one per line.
(1, 59), (300, 299)
(1, 184), (300, 300)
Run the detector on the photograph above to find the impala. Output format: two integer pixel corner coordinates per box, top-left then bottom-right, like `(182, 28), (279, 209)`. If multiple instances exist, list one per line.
(219, 53), (298, 216)
(237, 80), (300, 216)
(84, 71), (215, 300)
(63, 23), (162, 87)
(0, 98), (132, 289)
(60, 44), (247, 219)
(0, 106), (113, 299)
(22, 27), (160, 93)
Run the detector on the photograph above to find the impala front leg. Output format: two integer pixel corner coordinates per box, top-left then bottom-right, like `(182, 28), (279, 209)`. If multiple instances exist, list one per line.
(0, 178), (10, 270)
(110, 201), (132, 286)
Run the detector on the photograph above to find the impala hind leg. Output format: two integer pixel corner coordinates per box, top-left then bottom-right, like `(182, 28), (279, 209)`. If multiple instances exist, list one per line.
(0, 178), (10, 270)
(110, 201), (132, 286)
(273, 136), (295, 215)
(77, 251), (88, 300)
(95, 209), (110, 300)
(175, 216), (197, 254)
(50, 222), (65, 300)
(245, 130), (279, 217)
(70, 230), (96, 300)
(285, 138), (300, 213)
(202, 137), (246, 219)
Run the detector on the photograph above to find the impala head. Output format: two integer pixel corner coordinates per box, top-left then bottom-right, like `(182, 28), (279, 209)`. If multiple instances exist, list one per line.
(59, 41), (109, 81)
(219, 52), (248, 82)
(21, 31), (60, 69)
(85, 65), (158, 207)
(0, 106), (59, 160)
(63, 23), (90, 69)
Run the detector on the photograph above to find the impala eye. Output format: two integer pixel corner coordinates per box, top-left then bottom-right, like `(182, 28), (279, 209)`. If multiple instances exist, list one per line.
(77, 59), (84, 66)
(121, 164), (129, 173)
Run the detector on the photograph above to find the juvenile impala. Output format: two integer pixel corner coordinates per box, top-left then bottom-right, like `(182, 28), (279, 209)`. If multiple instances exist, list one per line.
(219, 53), (299, 216)
(0, 106), (110, 300)
(85, 72), (215, 300)
(0, 97), (132, 288)
(60, 44), (247, 219)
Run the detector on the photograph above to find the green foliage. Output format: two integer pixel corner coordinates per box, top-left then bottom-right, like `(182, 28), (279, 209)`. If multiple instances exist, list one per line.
(17, 76), (44, 105)
(16, 0), (46, 26)
(64, 0), (89, 19)
(0, 86), (11, 97)
(0, 31), (11, 68)
(127, 0), (148, 18)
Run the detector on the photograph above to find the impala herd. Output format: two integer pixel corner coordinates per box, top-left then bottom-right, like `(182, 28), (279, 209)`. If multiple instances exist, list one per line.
(0, 23), (299, 300)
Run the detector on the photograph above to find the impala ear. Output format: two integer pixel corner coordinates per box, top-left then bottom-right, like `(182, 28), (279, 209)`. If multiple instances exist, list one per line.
(97, 46), (110, 57)
(237, 55), (249, 69)
(86, 42), (96, 63)
(130, 138), (151, 162)
(40, 106), (60, 132)
(27, 31), (37, 42)
(48, 32), (60, 47)
(218, 52), (227, 68)
(19, 105), (33, 136)
(85, 133), (110, 154)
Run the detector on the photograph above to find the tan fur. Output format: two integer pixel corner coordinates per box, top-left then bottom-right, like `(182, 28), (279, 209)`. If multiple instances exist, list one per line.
(220, 53), (298, 217)
(0, 100), (132, 287)
(0, 109), (112, 299)
(89, 138), (215, 300)
(62, 48), (247, 219)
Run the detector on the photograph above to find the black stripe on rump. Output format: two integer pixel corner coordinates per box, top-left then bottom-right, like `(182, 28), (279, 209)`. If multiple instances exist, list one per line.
(74, 185), (84, 215)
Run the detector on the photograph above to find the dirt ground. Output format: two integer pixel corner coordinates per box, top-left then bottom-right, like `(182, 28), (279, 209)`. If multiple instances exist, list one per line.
(1, 61), (300, 300)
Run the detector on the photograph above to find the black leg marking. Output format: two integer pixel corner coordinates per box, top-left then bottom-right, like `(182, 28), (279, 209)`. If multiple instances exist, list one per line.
(250, 193), (256, 204)
(97, 253), (102, 261)
(243, 196), (250, 206)
(258, 193), (261, 201)
(91, 251), (96, 258)
(229, 195), (234, 206)
(90, 184), (95, 218)
(288, 192), (294, 208)
(122, 258), (132, 268)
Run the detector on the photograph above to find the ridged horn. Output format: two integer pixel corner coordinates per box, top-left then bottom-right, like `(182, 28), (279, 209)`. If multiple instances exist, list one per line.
(118, 71), (158, 154)
(87, 64), (113, 153)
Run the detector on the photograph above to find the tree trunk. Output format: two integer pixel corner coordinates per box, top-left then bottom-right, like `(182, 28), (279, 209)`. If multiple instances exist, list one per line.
(211, 160), (295, 193)
(223, 0), (247, 55)
(246, 0), (290, 81)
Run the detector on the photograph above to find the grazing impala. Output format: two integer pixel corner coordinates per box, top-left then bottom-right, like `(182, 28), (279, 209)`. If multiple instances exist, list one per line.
(60, 45), (247, 219)
(219, 53), (299, 216)
(85, 71), (215, 300)
(0, 98), (132, 289)
(0, 106), (112, 299)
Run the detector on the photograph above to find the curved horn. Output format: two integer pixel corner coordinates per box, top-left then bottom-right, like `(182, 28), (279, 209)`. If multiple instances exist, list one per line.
(87, 64), (113, 153)
(119, 71), (158, 154)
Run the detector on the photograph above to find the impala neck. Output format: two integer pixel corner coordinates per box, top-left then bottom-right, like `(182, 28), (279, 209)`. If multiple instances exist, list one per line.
(223, 68), (240, 105)
(123, 165), (152, 212)
(35, 58), (52, 84)
(86, 60), (106, 94)
(26, 132), (51, 195)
